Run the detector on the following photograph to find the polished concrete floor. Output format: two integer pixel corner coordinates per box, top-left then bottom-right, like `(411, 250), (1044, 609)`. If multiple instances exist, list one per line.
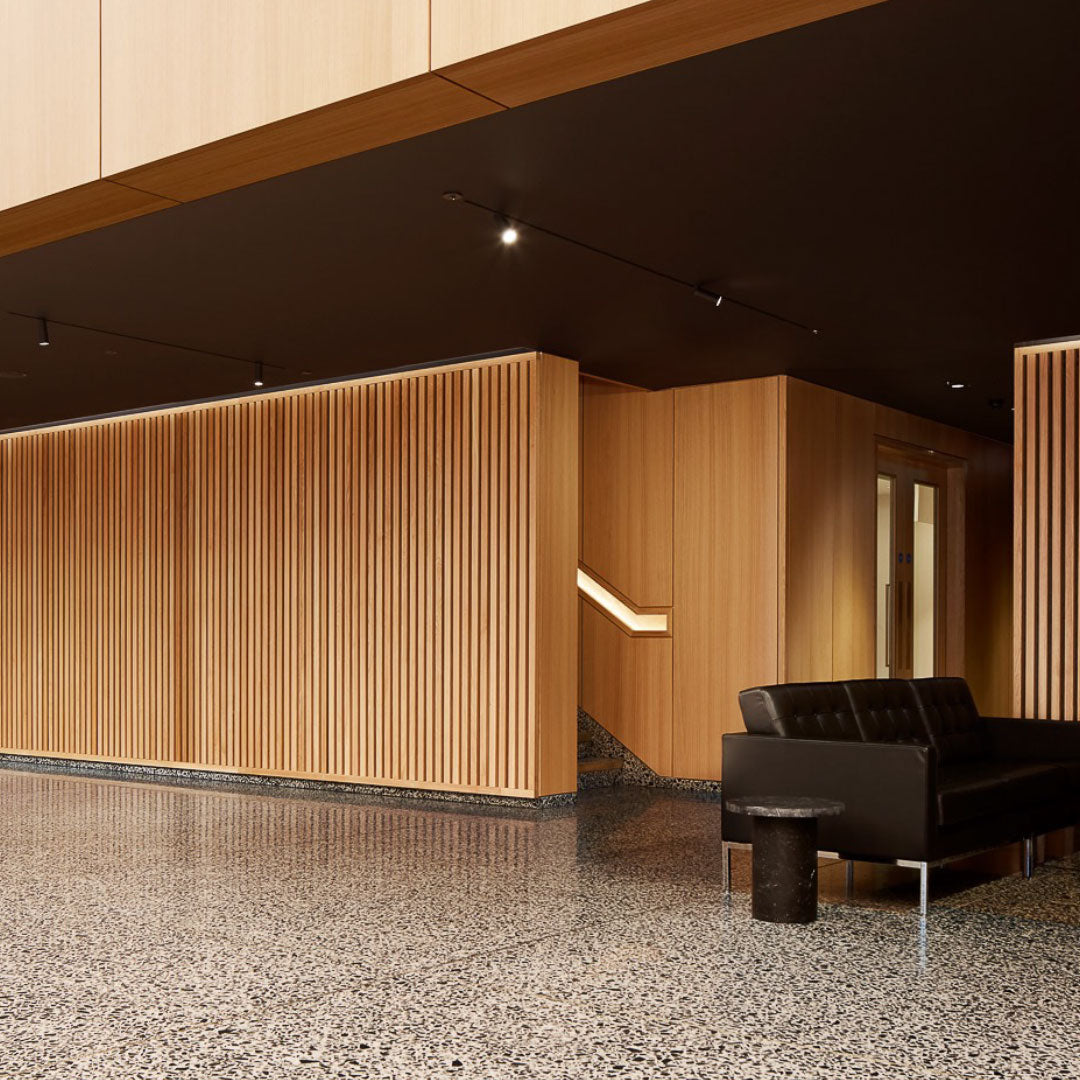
(1, 767), (1079, 1079)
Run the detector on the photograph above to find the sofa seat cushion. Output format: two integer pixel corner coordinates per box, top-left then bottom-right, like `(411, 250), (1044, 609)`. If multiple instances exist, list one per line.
(937, 762), (1066, 826)
(1022, 758), (1080, 790)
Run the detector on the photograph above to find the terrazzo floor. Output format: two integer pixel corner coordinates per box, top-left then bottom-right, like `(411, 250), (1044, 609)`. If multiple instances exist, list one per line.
(1, 768), (1078, 1079)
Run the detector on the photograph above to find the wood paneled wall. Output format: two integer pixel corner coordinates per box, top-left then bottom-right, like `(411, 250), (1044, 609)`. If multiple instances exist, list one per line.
(1, 0), (884, 258)
(578, 378), (674, 771)
(782, 378), (1013, 716)
(672, 378), (782, 779)
(580, 602), (673, 775)
(101, 0), (430, 176)
(578, 376), (782, 780)
(0, 1), (100, 214)
(580, 381), (673, 608)
(579, 373), (1014, 781)
(0, 352), (578, 798)
(1014, 339), (1080, 721)
(781, 380), (876, 682)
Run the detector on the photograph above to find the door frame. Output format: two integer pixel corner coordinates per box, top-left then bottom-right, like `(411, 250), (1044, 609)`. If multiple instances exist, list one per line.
(876, 439), (967, 679)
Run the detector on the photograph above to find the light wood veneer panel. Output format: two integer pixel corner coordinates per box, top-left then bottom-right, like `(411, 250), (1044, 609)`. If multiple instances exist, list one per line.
(434, 0), (887, 107)
(432, 0), (641, 66)
(580, 380), (673, 608)
(0, 0), (100, 213)
(1014, 340), (1080, 721)
(102, 0), (430, 177)
(0, 353), (578, 798)
(783, 379), (845, 682)
(580, 599), (673, 774)
(673, 378), (781, 780)
(535, 355), (581, 795)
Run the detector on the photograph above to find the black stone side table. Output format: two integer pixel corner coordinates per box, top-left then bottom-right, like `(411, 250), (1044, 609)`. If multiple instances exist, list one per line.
(724, 796), (845, 924)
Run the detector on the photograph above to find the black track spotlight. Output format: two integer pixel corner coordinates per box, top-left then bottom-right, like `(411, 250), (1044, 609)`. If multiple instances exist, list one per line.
(442, 189), (820, 334)
(496, 214), (519, 246)
(37, 317), (50, 347)
(253, 361), (265, 389)
(693, 286), (724, 307)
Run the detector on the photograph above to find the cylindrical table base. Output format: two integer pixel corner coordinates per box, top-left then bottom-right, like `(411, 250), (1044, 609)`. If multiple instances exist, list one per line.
(750, 816), (819, 923)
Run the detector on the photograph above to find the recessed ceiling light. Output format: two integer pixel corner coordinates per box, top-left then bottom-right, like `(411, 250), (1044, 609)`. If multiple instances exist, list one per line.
(0, 370), (28, 379)
(945, 378), (968, 390)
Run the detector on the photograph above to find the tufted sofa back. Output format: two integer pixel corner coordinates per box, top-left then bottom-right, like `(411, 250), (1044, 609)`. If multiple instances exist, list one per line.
(842, 679), (929, 744)
(738, 682), (861, 741)
(738, 677), (987, 758)
(909, 677), (988, 764)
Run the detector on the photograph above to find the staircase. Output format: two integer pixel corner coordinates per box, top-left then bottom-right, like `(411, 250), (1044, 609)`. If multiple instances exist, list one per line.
(577, 718), (623, 789)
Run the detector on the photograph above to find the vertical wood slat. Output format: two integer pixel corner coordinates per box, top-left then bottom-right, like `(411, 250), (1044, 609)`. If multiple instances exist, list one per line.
(0, 353), (578, 797)
(1015, 341), (1080, 721)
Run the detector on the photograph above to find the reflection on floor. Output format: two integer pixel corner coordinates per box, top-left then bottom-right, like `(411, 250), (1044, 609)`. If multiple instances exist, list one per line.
(1, 768), (1078, 1078)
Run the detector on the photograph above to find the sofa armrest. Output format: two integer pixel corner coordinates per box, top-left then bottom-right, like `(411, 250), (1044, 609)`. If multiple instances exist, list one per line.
(721, 733), (936, 862)
(984, 716), (1080, 761)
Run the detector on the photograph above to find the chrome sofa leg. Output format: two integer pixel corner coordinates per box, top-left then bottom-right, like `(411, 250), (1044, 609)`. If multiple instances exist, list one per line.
(722, 842), (732, 894)
(919, 862), (929, 917)
(1022, 836), (1035, 879)
(846, 859), (855, 898)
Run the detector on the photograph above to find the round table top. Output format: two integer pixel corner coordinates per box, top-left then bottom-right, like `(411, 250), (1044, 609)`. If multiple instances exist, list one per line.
(725, 795), (845, 819)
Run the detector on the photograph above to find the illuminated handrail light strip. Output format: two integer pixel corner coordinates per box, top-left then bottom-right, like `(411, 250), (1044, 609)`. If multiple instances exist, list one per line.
(577, 568), (669, 634)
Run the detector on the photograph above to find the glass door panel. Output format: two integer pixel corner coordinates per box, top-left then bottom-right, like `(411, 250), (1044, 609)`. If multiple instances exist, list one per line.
(912, 482), (937, 678)
(876, 448), (950, 679)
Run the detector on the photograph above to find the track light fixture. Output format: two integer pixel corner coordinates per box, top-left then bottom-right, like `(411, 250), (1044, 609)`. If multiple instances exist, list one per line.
(9, 311), (285, 386)
(496, 215), (519, 245)
(693, 287), (724, 307)
(442, 191), (820, 336)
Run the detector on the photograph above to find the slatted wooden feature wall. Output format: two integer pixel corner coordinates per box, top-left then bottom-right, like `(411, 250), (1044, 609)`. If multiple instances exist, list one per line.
(0, 352), (579, 797)
(1014, 338), (1080, 721)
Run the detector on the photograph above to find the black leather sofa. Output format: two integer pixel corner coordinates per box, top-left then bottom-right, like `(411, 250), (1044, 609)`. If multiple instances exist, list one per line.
(721, 677), (1080, 913)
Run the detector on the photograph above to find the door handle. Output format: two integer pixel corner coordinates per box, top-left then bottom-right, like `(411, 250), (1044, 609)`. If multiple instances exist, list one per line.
(885, 582), (893, 670)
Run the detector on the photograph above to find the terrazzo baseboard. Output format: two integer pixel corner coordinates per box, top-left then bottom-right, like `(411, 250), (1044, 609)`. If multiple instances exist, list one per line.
(577, 710), (723, 795)
(0, 753), (576, 810)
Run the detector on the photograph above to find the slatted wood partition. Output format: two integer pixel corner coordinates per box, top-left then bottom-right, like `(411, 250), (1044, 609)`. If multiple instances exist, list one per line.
(1014, 338), (1080, 721)
(0, 352), (578, 797)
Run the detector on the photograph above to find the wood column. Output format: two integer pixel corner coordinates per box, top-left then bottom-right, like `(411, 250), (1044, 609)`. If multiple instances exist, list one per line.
(1014, 338), (1080, 721)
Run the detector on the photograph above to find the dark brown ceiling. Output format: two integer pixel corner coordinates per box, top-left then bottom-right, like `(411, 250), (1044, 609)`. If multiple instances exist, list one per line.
(2, 0), (1078, 440)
